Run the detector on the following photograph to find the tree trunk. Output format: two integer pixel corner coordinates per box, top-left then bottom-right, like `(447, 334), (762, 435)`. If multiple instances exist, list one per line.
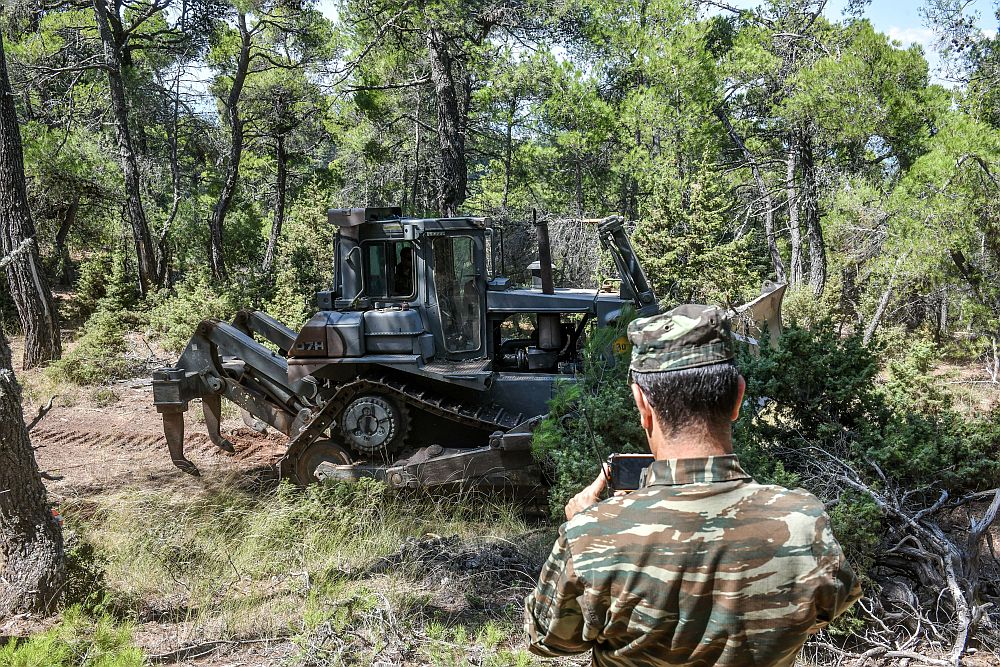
(574, 152), (583, 216)
(0, 330), (64, 615)
(157, 49), (185, 287)
(502, 98), (514, 211)
(863, 254), (906, 346)
(786, 141), (804, 286)
(92, 0), (157, 296)
(207, 13), (251, 282)
(801, 133), (826, 295)
(261, 135), (287, 276)
(411, 88), (422, 215)
(427, 29), (466, 217)
(714, 107), (786, 283)
(54, 195), (79, 286)
(0, 30), (61, 369)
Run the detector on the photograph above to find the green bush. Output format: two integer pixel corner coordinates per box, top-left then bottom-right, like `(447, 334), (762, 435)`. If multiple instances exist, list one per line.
(0, 607), (143, 667)
(779, 282), (845, 330)
(738, 322), (1000, 492)
(74, 253), (113, 318)
(146, 271), (242, 353)
(262, 181), (338, 328)
(48, 309), (142, 385)
(74, 252), (140, 322)
(736, 321), (1000, 580)
(532, 315), (644, 519)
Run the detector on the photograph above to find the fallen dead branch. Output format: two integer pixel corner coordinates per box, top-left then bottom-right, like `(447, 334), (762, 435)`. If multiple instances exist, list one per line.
(26, 395), (55, 432)
(789, 443), (1000, 666)
(147, 635), (289, 664)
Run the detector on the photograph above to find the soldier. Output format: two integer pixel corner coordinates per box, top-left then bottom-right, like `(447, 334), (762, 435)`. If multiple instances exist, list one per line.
(524, 304), (862, 666)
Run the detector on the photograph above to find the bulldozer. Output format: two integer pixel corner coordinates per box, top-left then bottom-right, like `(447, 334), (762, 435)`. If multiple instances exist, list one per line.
(153, 207), (785, 494)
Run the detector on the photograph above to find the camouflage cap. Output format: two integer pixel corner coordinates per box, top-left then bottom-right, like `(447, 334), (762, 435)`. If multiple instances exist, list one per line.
(628, 304), (734, 373)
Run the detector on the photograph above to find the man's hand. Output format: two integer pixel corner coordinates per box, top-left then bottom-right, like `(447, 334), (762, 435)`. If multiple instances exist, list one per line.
(564, 466), (610, 520)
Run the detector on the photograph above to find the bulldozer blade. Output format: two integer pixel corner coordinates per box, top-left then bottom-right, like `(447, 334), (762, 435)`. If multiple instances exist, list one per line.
(163, 411), (200, 476)
(203, 394), (236, 453)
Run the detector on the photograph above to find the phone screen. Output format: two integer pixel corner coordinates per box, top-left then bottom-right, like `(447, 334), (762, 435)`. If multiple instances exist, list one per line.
(608, 454), (655, 492)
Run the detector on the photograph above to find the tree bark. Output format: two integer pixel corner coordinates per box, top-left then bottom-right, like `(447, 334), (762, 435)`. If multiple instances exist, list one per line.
(92, 0), (158, 296)
(411, 88), (422, 214)
(502, 98), (514, 211)
(54, 195), (79, 286)
(157, 46), (185, 287)
(786, 140), (804, 286)
(261, 135), (287, 276)
(714, 107), (786, 282)
(0, 30), (61, 369)
(207, 13), (252, 282)
(863, 254), (906, 346)
(426, 29), (467, 217)
(0, 330), (65, 616)
(801, 132), (826, 295)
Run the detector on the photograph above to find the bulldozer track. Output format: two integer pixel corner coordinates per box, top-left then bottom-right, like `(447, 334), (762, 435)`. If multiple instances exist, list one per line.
(281, 372), (525, 478)
(302, 372), (523, 440)
(363, 373), (523, 431)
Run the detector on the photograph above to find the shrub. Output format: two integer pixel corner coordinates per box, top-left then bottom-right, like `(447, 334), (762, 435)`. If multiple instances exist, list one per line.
(736, 320), (1000, 581)
(74, 252), (140, 322)
(532, 315), (644, 519)
(74, 253), (113, 318)
(262, 181), (338, 328)
(780, 283), (844, 330)
(264, 261), (311, 330)
(48, 309), (142, 385)
(146, 272), (242, 353)
(0, 606), (143, 667)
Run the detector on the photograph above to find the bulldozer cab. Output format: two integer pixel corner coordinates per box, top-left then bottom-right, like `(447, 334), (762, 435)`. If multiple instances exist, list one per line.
(324, 207), (488, 361)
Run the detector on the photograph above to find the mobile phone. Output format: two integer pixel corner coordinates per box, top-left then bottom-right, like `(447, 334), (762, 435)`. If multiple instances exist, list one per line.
(607, 453), (655, 492)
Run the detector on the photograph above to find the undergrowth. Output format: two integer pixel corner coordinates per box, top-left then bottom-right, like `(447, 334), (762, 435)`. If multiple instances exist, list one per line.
(56, 478), (545, 663)
(533, 313), (643, 518)
(0, 607), (143, 667)
(47, 309), (143, 385)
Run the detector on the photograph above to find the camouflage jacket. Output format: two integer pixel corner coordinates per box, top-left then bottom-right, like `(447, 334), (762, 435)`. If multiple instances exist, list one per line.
(524, 455), (862, 666)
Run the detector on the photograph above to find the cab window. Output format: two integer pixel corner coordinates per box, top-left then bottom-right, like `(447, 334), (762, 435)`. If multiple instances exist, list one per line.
(432, 236), (482, 353)
(363, 241), (415, 299)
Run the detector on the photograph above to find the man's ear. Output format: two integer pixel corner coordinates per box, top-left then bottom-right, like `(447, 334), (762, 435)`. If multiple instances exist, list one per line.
(731, 375), (746, 422)
(631, 382), (655, 435)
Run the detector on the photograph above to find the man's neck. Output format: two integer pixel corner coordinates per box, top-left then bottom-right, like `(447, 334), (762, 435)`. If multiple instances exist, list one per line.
(648, 423), (733, 460)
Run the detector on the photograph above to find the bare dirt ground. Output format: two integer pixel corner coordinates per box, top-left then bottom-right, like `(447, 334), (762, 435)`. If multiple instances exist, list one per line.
(30, 382), (288, 499)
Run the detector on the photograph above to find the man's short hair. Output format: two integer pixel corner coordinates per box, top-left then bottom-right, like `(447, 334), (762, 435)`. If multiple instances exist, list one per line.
(632, 361), (740, 434)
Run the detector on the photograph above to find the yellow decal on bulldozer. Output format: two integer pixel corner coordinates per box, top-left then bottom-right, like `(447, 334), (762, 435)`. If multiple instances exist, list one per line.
(612, 336), (631, 356)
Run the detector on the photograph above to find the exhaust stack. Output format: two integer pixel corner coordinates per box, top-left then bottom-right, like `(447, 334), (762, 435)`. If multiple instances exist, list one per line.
(534, 211), (561, 352)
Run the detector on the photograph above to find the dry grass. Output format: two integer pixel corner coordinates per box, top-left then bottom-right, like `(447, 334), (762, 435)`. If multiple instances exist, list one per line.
(58, 478), (560, 665)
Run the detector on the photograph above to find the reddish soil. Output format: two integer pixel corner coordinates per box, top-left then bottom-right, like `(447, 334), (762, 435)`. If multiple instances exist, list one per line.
(31, 384), (288, 499)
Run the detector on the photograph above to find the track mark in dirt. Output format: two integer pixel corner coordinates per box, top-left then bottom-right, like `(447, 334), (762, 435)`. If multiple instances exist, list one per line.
(30, 401), (290, 498)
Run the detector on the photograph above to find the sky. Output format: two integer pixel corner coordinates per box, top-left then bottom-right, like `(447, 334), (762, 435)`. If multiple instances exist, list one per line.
(710, 0), (998, 84)
(313, 0), (998, 82)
